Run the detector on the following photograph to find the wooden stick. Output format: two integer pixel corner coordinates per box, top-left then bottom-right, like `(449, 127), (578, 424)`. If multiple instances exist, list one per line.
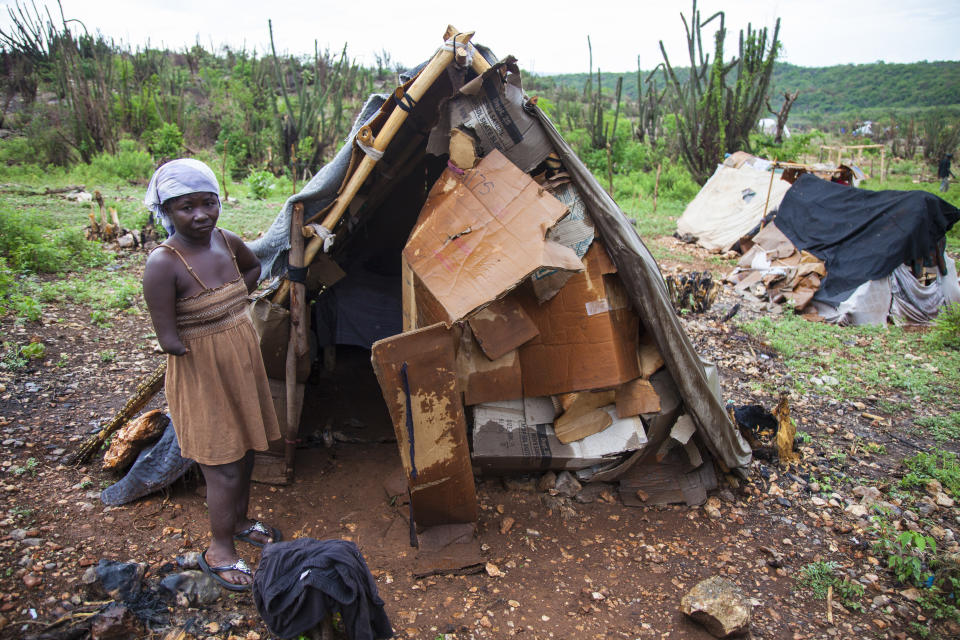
(653, 163), (661, 213)
(284, 203), (305, 480)
(273, 30), (477, 305)
(71, 361), (167, 465)
(761, 158), (778, 228)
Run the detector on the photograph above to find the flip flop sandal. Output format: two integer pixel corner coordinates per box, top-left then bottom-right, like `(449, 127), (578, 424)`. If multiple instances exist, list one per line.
(198, 550), (253, 592)
(234, 520), (283, 548)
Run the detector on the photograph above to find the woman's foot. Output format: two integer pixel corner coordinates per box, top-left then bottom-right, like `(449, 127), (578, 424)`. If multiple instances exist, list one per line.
(199, 546), (253, 590)
(234, 520), (282, 547)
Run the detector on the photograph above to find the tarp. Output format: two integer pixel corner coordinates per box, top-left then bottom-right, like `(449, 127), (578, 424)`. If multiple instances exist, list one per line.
(775, 173), (960, 305)
(676, 164), (792, 252)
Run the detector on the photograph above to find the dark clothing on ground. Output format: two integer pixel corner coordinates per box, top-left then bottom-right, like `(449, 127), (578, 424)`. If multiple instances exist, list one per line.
(253, 538), (393, 640)
(939, 157), (953, 179)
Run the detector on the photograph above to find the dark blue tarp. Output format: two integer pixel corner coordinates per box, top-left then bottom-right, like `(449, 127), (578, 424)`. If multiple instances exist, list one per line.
(775, 174), (960, 305)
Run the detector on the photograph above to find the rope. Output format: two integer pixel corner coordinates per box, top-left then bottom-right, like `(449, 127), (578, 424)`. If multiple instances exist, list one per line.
(304, 223), (336, 253)
(356, 138), (384, 161)
(440, 35), (475, 69)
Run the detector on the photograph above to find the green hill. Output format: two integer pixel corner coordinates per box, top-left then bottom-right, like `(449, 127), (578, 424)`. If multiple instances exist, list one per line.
(526, 60), (960, 121)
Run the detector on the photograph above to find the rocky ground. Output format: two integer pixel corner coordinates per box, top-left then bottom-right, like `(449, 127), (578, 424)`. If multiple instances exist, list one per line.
(0, 239), (958, 640)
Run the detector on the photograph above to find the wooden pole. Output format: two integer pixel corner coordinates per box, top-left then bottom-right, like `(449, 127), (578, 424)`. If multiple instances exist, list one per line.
(881, 147), (886, 182)
(221, 138), (229, 201)
(761, 159), (778, 228)
(284, 202), (305, 481)
(652, 163), (661, 214)
(273, 30), (478, 305)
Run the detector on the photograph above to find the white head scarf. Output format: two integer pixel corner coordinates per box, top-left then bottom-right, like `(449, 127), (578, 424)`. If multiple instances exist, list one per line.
(144, 158), (221, 236)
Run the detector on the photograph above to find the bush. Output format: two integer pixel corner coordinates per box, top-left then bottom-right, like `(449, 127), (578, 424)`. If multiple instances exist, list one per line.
(246, 170), (274, 200)
(147, 122), (184, 160)
(0, 208), (110, 273)
(926, 302), (960, 350)
(89, 139), (155, 182)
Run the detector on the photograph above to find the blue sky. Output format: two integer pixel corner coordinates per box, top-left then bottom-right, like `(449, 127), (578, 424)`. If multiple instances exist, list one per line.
(1, 0), (957, 73)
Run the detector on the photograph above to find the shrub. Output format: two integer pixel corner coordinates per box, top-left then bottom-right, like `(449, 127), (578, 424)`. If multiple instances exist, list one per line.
(246, 170), (274, 200)
(926, 302), (960, 350)
(147, 122), (184, 160)
(87, 139), (154, 183)
(0, 208), (110, 273)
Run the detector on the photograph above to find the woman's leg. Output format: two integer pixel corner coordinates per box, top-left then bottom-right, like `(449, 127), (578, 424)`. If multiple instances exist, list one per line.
(199, 459), (252, 586)
(233, 450), (277, 545)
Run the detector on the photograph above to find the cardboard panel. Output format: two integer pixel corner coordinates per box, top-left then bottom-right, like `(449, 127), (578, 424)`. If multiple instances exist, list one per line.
(518, 243), (640, 397)
(467, 296), (540, 361)
(456, 328), (524, 406)
(404, 150), (583, 324)
(615, 378), (661, 417)
(371, 324), (478, 527)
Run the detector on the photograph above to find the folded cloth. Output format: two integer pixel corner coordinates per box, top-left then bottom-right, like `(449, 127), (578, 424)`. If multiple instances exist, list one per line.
(253, 538), (392, 640)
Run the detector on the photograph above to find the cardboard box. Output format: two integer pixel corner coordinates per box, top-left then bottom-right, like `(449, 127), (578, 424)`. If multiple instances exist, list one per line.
(456, 327), (523, 406)
(371, 323), (478, 528)
(518, 242), (640, 397)
(471, 399), (647, 472)
(404, 150), (583, 324)
(467, 296), (539, 361)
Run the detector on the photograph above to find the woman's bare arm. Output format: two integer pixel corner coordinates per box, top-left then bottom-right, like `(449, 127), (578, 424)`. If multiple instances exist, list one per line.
(143, 250), (188, 355)
(224, 229), (262, 293)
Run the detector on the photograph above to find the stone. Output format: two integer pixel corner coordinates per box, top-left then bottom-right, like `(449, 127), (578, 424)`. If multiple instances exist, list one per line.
(9, 528), (27, 541)
(554, 471), (582, 498)
(22, 573), (41, 588)
(503, 476), (537, 492)
(499, 517), (515, 535)
(935, 493), (955, 508)
(853, 485), (883, 506)
(537, 471), (557, 492)
(680, 576), (751, 638)
(176, 552), (202, 569)
(844, 504), (868, 518)
(917, 497), (938, 517)
(95, 560), (145, 601)
(159, 571), (221, 607)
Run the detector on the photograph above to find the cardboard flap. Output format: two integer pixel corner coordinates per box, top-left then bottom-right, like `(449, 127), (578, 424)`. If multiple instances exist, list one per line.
(371, 324), (478, 527)
(467, 296), (540, 361)
(615, 378), (661, 417)
(456, 327), (523, 406)
(404, 150), (583, 324)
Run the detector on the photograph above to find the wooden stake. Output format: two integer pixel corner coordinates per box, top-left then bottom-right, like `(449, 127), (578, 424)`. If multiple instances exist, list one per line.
(826, 584), (834, 624)
(652, 163), (661, 214)
(284, 202), (306, 480)
(274, 29), (478, 305)
(221, 138), (229, 201)
(761, 158), (778, 228)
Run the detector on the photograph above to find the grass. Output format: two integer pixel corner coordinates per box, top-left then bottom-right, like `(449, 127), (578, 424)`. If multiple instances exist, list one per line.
(916, 413), (960, 443)
(741, 313), (960, 403)
(796, 561), (865, 611)
(901, 449), (960, 496)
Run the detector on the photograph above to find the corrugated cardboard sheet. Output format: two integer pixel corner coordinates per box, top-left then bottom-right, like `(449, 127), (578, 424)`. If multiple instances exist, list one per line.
(404, 150), (583, 324)
(518, 242), (640, 397)
(371, 324), (478, 528)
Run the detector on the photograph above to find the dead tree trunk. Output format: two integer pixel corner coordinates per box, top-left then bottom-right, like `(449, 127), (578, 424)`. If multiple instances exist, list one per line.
(766, 89), (799, 143)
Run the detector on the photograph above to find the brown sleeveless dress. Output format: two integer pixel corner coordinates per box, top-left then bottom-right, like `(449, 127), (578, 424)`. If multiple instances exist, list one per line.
(159, 231), (281, 465)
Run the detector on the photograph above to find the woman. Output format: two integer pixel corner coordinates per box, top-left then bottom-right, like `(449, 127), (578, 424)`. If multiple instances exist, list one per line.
(142, 159), (282, 590)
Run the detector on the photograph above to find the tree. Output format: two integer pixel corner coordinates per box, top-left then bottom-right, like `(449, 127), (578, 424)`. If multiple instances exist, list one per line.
(766, 89), (799, 143)
(657, 0), (781, 184)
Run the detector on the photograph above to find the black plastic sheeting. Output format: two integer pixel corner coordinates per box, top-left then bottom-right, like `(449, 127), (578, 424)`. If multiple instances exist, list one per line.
(775, 174), (960, 306)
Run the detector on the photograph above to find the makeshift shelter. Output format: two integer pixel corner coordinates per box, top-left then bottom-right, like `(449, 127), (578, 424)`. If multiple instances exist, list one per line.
(245, 27), (751, 544)
(726, 173), (960, 324)
(676, 154), (863, 253)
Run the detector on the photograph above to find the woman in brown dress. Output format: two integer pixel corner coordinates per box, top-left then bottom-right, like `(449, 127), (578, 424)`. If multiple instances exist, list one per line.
(143, 159), (282, 590)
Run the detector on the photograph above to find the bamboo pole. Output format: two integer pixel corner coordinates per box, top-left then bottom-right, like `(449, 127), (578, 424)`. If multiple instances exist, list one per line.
(284, 202), (305, 481)
(273, 30), (477, 305)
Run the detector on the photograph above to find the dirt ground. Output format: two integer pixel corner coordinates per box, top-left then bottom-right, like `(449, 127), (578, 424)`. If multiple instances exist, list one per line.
(0, 238), (957, 640)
